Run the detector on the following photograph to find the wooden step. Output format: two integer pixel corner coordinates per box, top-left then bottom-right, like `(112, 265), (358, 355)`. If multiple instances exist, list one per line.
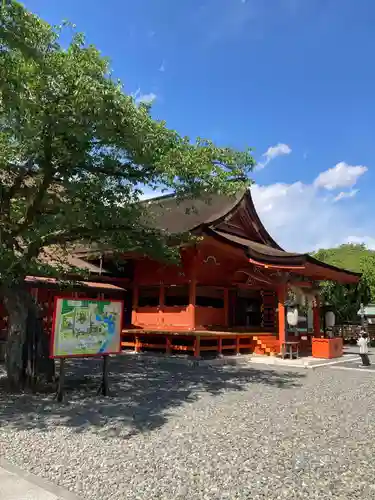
(252, 334), (280, 356)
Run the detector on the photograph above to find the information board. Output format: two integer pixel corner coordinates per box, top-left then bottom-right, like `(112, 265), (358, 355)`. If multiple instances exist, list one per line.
(50, 298), (123, 358)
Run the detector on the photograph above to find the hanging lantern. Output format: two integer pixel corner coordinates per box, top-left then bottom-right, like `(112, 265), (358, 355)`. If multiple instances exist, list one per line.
(325, 311), (335, 328)
(287, 307), (299, 327)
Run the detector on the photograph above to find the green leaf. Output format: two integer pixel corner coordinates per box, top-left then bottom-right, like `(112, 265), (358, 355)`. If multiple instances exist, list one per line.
(312, 244), (374, 322)
(0, 2), (255, 284)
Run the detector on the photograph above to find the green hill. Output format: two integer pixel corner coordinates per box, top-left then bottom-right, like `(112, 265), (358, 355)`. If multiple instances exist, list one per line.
(312, 243), (374, 273)
(311, 244), (375, 322)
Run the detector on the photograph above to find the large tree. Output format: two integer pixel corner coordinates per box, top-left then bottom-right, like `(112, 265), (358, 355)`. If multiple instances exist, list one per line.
(0, 2), (254, 389)
(312, 244), (374, 323)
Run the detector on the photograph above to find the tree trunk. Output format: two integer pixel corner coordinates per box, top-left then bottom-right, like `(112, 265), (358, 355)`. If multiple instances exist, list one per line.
(2, 285), (29, 390)
(1, 285), (55, 391)
(26, 295), (55, 385)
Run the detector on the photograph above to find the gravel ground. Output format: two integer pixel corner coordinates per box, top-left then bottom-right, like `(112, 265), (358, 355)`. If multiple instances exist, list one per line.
(1, 354), (375, 500)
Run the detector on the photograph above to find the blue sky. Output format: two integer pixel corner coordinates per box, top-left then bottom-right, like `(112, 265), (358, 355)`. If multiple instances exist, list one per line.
(24, 0), (375, 252)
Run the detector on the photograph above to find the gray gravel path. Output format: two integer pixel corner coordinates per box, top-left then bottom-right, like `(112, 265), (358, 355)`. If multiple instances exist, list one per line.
(1, 354), (375, 500)
(0, 458), (83, 500)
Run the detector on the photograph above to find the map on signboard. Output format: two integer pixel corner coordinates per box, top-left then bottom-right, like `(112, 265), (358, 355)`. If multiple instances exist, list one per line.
(51, 298), (123, 358)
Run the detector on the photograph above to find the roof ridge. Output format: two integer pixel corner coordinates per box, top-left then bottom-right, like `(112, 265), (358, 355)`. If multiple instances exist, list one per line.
(141, 192), (176, 204)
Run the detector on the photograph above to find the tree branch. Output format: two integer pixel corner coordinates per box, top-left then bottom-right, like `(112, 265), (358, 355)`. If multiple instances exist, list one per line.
(41, 223), (142, 247)
(24, 222), (149, 262)
(0, 162), (37, 223)
(15, 123), (54, 235)
(80, 161), (156, 183)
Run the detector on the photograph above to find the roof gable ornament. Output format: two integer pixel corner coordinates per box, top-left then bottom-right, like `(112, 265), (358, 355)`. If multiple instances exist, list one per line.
(203, 255), (220, 265)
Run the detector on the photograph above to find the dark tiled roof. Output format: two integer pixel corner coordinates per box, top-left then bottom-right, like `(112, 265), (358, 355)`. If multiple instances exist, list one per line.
(211, 230), (304, 263)
(64, 188), (360, 283)
(25, 276), (125, 291)
(39, 247), (109, 273)
(142, 190), (246, 234)
(211, 229), (361, 282)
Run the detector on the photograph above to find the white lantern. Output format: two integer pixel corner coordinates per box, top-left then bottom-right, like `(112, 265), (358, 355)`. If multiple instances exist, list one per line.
(287, 307), (299, 327)
(325, 311), (335, 328)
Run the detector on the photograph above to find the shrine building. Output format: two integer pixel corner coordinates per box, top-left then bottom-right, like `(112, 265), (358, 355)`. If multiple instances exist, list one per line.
(0, 189), (361, 359)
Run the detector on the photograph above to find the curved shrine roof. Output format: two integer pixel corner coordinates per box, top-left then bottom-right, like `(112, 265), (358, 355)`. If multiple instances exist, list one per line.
(142, 190), (245, 235)
(142, 189), (360, 284)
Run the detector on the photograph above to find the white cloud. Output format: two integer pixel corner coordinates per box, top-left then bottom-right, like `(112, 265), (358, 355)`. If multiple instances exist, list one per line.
(195, 0), (259, 45)
(344, 236), (375, 250)
(136, 92), (157, 105)
(258, 143), (292, 169)
(137, 158), (373, 252)
(132, 88), (157, 105)
(313, 161), (367, 190)
(264, 143), (292, 160)
(251, 179), (372, 252)
(333, 189), (359, 202)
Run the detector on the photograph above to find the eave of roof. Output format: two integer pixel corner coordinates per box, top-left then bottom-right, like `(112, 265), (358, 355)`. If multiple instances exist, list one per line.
(40, 247), (110, 274)
(70, 188), (282, 260)
(211, 229), (301, 260)
(305, 255), (361, 280)
(25, 276), (126, 291)
(209, 229), (361, 284)
(141, 189), (247, 235)
(66, 188), (360, 285)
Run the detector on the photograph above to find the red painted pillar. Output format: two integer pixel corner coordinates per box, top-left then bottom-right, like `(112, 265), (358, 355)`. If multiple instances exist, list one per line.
(188, 279), (197, 331)
(158, 283), (165, 329)
(131, 283), (139, 326)
(313, 296), (321, 337)
(277, 285), (286, 353)
(188, 251), (197, 331)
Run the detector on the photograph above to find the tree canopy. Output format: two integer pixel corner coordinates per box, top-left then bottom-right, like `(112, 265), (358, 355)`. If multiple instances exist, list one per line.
(0, 1), (254, 388)
(0, 1), (255, 286)
(312, 244), (375, 322)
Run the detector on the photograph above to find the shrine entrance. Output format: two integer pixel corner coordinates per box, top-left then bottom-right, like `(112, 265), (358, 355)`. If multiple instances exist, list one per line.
(229, 289), (262, 329)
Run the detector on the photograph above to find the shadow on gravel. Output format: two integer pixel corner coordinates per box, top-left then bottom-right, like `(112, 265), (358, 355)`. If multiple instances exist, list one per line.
(0, 355), (304, 438)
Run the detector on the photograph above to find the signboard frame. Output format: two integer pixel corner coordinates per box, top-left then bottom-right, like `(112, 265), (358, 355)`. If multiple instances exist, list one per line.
(50, 296), (124, 359)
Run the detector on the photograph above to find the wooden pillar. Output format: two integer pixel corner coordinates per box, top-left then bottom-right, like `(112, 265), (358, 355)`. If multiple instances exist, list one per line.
(159, 283), (165, 328)
(194, 334), (200, 358)
(166, 335), (172, 355)
(188, 251), (197, 331)
(131, 283), (139, 325)
(188, 279), (197, 331)
(313, 296), (321, 337)
(307, 301), (313, 332)
(135, 335), (141, 353)
(218, 336), (223, 355)
(235, 335), (240, 355)
(277, 285), (286, 352)
(224, 288), (229, 327)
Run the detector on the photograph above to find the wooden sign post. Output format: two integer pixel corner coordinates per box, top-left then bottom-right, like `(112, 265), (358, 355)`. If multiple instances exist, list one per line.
(98, 355), (109, 396)
(57, 358), (66, 402)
